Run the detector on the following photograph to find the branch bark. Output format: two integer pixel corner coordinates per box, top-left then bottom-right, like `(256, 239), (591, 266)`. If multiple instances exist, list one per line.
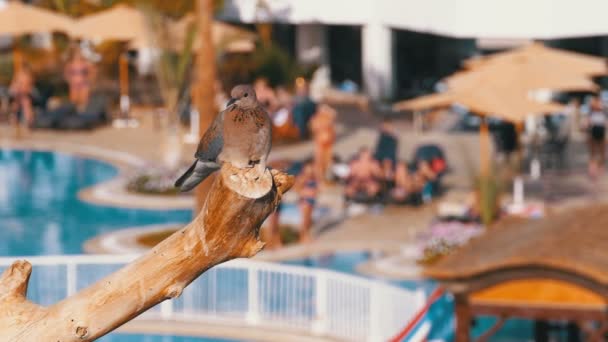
(0, 165), (293, 341)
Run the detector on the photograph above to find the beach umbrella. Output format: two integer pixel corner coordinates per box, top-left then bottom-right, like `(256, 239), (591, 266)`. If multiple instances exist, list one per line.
(128, 13), (257, 53)
(0, 1), (74, 35)
(0, 2), (74, 72)
(464, 43), (607, 76)
(72, 4), (150, 122)
(392, 92), (453, 112)
(394, 87), (565, 175)
(72, 4), (146, 42)
(446, 63), (598, 93)
(394, 87), (565, 123)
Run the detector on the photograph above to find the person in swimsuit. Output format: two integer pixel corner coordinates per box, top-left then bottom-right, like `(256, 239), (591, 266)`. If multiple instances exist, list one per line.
(391, 161), (417, 202)
(345, 147), (383, 201)
(64, 46), (95, 112)
(310, 104), (336, 183)
(295, 162), (318, 243)
(587, 97), (606, 177)
(9, 65), (38, 128)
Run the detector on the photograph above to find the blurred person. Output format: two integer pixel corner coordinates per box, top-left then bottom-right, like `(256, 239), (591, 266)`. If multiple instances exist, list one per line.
(294, 162), (318, 243)
(345, 147), (383, 201)
(269, 87), (299, 141)
(275, 86), (292, 108)
(9, 65), (40, 128)
(64, 46), (96, 111)
(310, 104), (336, 182)
(587, 97), (606, 177)
(374, 118), (398, 165)
(497, 121), (519, 171)
(253, 78), (278, 111)
(292, 77), (317, 139)
(416, 159), (439, 202)
(36, 47), (106, 130)
(381, 159), (396, 193)
(390, 161), (419, 203)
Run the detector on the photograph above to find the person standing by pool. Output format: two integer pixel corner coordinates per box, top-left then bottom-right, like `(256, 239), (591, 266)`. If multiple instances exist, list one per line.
(9, 65), (39, 129)
(292, 78), (317, 139)
(374, 117), (398, 166)
(586, 97), (606, 178)
(310, 104), (336, 183)
(295, 162), (318, 243)
(64, 46), (96, 112)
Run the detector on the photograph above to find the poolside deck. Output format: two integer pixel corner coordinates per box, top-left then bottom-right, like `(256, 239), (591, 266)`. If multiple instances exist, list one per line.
(4, 106), (608, 279)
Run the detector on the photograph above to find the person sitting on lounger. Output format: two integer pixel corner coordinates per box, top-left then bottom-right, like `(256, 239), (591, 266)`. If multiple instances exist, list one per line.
(9, 65), (41, 128)
(35, 46), (107, 130)
(345, 148), (383, 201)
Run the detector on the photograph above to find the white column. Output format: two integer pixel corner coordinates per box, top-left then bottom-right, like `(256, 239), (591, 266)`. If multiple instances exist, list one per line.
(160, 300), (174, 319)
(296, 24), (328, 66)
(362, 22), (393, 100)
(66, 262), (77, 297)
(312, 270), (328, 335)
(246, 265), (260, 325)
(368, 281), (383, 341)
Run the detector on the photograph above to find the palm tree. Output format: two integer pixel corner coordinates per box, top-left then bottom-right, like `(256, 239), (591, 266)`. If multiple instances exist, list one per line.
(193, 0), (217, 213)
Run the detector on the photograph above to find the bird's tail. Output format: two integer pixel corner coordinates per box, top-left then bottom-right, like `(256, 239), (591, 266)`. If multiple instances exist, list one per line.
(174, 160), (220, 192)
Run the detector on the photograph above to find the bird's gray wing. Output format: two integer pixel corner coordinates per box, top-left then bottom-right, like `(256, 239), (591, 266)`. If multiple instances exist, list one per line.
(195, 109), (225, 162)
(174, 159), (220, 192)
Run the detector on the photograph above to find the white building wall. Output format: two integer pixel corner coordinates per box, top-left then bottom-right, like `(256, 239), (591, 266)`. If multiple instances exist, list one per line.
(362, 22), (393, 100)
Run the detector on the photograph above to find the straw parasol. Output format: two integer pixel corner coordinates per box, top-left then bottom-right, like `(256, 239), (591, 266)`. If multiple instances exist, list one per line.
(464, 42), (607, 76)
(73, 6), (258, 51)
(446, 63), (599, 93)
(71, 4), (147, 42)
(0, 2), (75, 72)
(393, 87), (565, 123)
(0, 1), (74, 35)
(167, 13), (257, 53)
(394, 86), (565, 175)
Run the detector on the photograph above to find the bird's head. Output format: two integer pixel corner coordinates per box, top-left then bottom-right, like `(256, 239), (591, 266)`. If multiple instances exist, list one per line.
(227, 84), (257, 109)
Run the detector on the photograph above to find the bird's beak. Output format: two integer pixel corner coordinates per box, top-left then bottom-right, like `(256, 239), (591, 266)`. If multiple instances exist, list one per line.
(226, 98), (236, 107)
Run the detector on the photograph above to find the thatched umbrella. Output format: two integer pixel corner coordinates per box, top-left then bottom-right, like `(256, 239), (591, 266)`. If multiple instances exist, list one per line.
(0, 2), (74, 71)
(166, 13), (257, 53)
(446, 63), (598, 94)
(71, 4), (146, 42)
(394, 87), (564, 175)
(464, 42), (607, 76)
(71, 4), (147, 120)
(73, 5), (257, 113)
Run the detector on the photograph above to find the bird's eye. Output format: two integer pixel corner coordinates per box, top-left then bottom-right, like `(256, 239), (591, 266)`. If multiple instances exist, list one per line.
(244, 93), (249, 97)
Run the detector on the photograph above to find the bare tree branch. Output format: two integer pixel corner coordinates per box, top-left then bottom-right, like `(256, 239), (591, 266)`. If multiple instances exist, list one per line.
(0, 165), (293, 341)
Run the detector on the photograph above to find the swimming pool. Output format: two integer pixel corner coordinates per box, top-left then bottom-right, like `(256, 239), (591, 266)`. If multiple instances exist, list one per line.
(0, 149), (530, 341)
(0, 149), (191, 256)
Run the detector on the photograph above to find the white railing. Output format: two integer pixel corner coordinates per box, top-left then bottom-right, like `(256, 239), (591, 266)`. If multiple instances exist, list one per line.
(0, 255), (426, 342)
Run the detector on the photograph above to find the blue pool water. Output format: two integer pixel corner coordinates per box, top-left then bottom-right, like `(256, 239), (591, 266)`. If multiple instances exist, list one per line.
(100, 334), (237, 342)
(0, 149), (191, 256)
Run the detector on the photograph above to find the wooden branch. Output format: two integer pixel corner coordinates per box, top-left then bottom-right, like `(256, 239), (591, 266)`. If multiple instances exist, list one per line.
(0, 165), (293, 341)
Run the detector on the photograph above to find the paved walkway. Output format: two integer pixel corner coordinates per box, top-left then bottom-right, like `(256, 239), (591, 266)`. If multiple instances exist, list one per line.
(4, 107), (606, 273)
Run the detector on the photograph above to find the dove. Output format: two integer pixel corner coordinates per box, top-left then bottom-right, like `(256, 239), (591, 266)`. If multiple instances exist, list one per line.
(174, 84), (271, 192)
